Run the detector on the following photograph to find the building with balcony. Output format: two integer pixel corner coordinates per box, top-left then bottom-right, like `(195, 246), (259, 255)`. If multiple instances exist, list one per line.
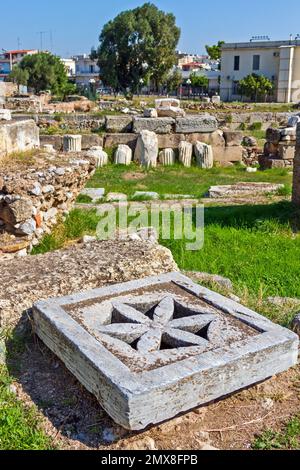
(73, 54), (101, 87)
(0, 49), (38, 81)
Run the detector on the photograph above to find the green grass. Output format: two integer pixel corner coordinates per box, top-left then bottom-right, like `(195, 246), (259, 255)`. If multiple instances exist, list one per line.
(253, 415), (300, 450)
(0, 332), (55, 450)
(162, 201), (300, 302)
(86, 164), (292, 199)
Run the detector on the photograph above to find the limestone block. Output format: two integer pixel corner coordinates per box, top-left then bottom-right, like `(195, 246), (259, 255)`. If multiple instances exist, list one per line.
(159, 148), (176, 166)
(81, 134), (104, 150)
(144, 108), (158, 118)
(133, 117), (175, 134)
(134, 130), (158, 168)
(40, 135), (63, 151)
(209, 182), (284, 198)
(81, 188), (105, 202)
(278, 143), (295, 160)
(63, 135), (82, 153)
(157, 133), (185, 149)
(223, 130), (243, 147)
(104, 133), (138, 150)
(105, 115), (133, 133)
(86, 146), (108, 168)
(157, 106), (186, 118)
(42, 144), (56, 153)
(213, 146), (244, 163)
(185, 130), (225, 148)
(194, 142), (214, 169)
(33, 272), (298, 431)
(155, 98), (180, 109)
(0, 119), (40, 157)
(114, 145), (132, 166)
(178, 141), (193, 168)
(175, 115), (218, 134)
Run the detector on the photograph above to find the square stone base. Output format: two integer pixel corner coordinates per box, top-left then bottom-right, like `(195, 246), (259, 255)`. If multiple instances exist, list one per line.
(33, 272), (298, 430)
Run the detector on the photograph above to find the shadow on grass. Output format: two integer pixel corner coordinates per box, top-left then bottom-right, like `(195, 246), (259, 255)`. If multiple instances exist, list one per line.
(201, 201), (300, 232)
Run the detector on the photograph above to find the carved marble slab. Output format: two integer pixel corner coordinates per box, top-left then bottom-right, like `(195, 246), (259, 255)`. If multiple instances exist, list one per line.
(33, 272), (299, 430)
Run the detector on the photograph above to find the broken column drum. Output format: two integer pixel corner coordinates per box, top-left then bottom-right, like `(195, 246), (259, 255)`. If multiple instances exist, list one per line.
(63, 134), (82, 153)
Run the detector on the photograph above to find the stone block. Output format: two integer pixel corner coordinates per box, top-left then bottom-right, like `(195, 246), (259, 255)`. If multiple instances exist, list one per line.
(213, 146), (244, 163)
(259, 157), (286, 170)
(80, 188), (105, 202)
(0, 119), (40, 158)
(105, 116), (133, 133)
(134, 130), (158, 168)
(208, 182), (284, 198)
(33, 272), (299, 431)
(223, 130), (243, 147)
(155, 98), (180, 108)
(81, 134), (104, 150)
(157, 134), (185, 149)
(194, 142), (214, 169)
(40, 135), (63, 151)
(133, 117), (175, 134)
(184, 130), (225, 147)
(278, 143), (295, 160)
(175, 115), (218, 134)
(104, 133), (138, 150)
(144, 108), (158, 118)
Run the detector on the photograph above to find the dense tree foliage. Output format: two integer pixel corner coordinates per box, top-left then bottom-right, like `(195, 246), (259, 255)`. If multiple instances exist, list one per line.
(8, 66), (29, 86)
(238, 74), (274, 101)
(94, 3), (181, 93)
(190, 73), (209, 90)
(13, 52), (76, 98)
(205, 41), (225, 60)
(165, 70), (182, 93)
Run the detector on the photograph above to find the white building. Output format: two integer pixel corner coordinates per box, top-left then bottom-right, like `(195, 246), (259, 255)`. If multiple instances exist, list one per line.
(61, 58), (76, 78)
(73, 54), (100, 87)
(220, 39), (300, 103)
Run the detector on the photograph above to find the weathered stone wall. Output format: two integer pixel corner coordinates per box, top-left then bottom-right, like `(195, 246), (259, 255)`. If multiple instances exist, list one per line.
(0, 240), (178, 329)
(259, 126), (296, 169)
(0, 153), (96, 257)
(292, 123), (300, 205)
(40, 134), (104, 151)
(0, 120), (40, 159)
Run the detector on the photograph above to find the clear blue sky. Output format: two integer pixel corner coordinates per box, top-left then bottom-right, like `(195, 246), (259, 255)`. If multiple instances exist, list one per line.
(1, 0), (300, 57)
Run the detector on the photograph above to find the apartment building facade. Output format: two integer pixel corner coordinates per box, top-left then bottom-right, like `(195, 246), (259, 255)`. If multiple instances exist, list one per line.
(0, 49), (38, 81)
(220, 40), (300, 103)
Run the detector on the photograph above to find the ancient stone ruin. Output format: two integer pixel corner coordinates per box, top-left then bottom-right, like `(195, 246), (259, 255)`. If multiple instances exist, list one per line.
(0, 153), (96, 258)
(33, 272), (299, 430)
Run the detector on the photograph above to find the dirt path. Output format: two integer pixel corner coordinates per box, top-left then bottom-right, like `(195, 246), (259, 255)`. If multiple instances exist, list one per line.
(10, 334), (300, 451)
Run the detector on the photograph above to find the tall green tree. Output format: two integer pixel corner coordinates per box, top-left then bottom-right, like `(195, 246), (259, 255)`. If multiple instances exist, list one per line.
(205, 41), (225, 60)
(94, 3), (181, 93)
(165, 69), (182, 93)
(238, 74), (274, 101)
(8, 66), (29, 86)
(16, 52), (76, 98)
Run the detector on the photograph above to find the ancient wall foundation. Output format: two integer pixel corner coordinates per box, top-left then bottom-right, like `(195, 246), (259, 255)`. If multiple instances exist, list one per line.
(292, 123), (300, 205)
(0, 153), (96, 258)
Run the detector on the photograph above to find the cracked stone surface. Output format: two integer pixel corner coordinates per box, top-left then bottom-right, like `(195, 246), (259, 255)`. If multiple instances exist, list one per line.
(33, 272), (299, 431)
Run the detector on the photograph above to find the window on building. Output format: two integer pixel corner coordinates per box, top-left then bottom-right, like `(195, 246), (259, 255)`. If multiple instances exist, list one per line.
(90, 65), (94, 73)
(234, 56), (240, 71)
(253, 55), (260, 71)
